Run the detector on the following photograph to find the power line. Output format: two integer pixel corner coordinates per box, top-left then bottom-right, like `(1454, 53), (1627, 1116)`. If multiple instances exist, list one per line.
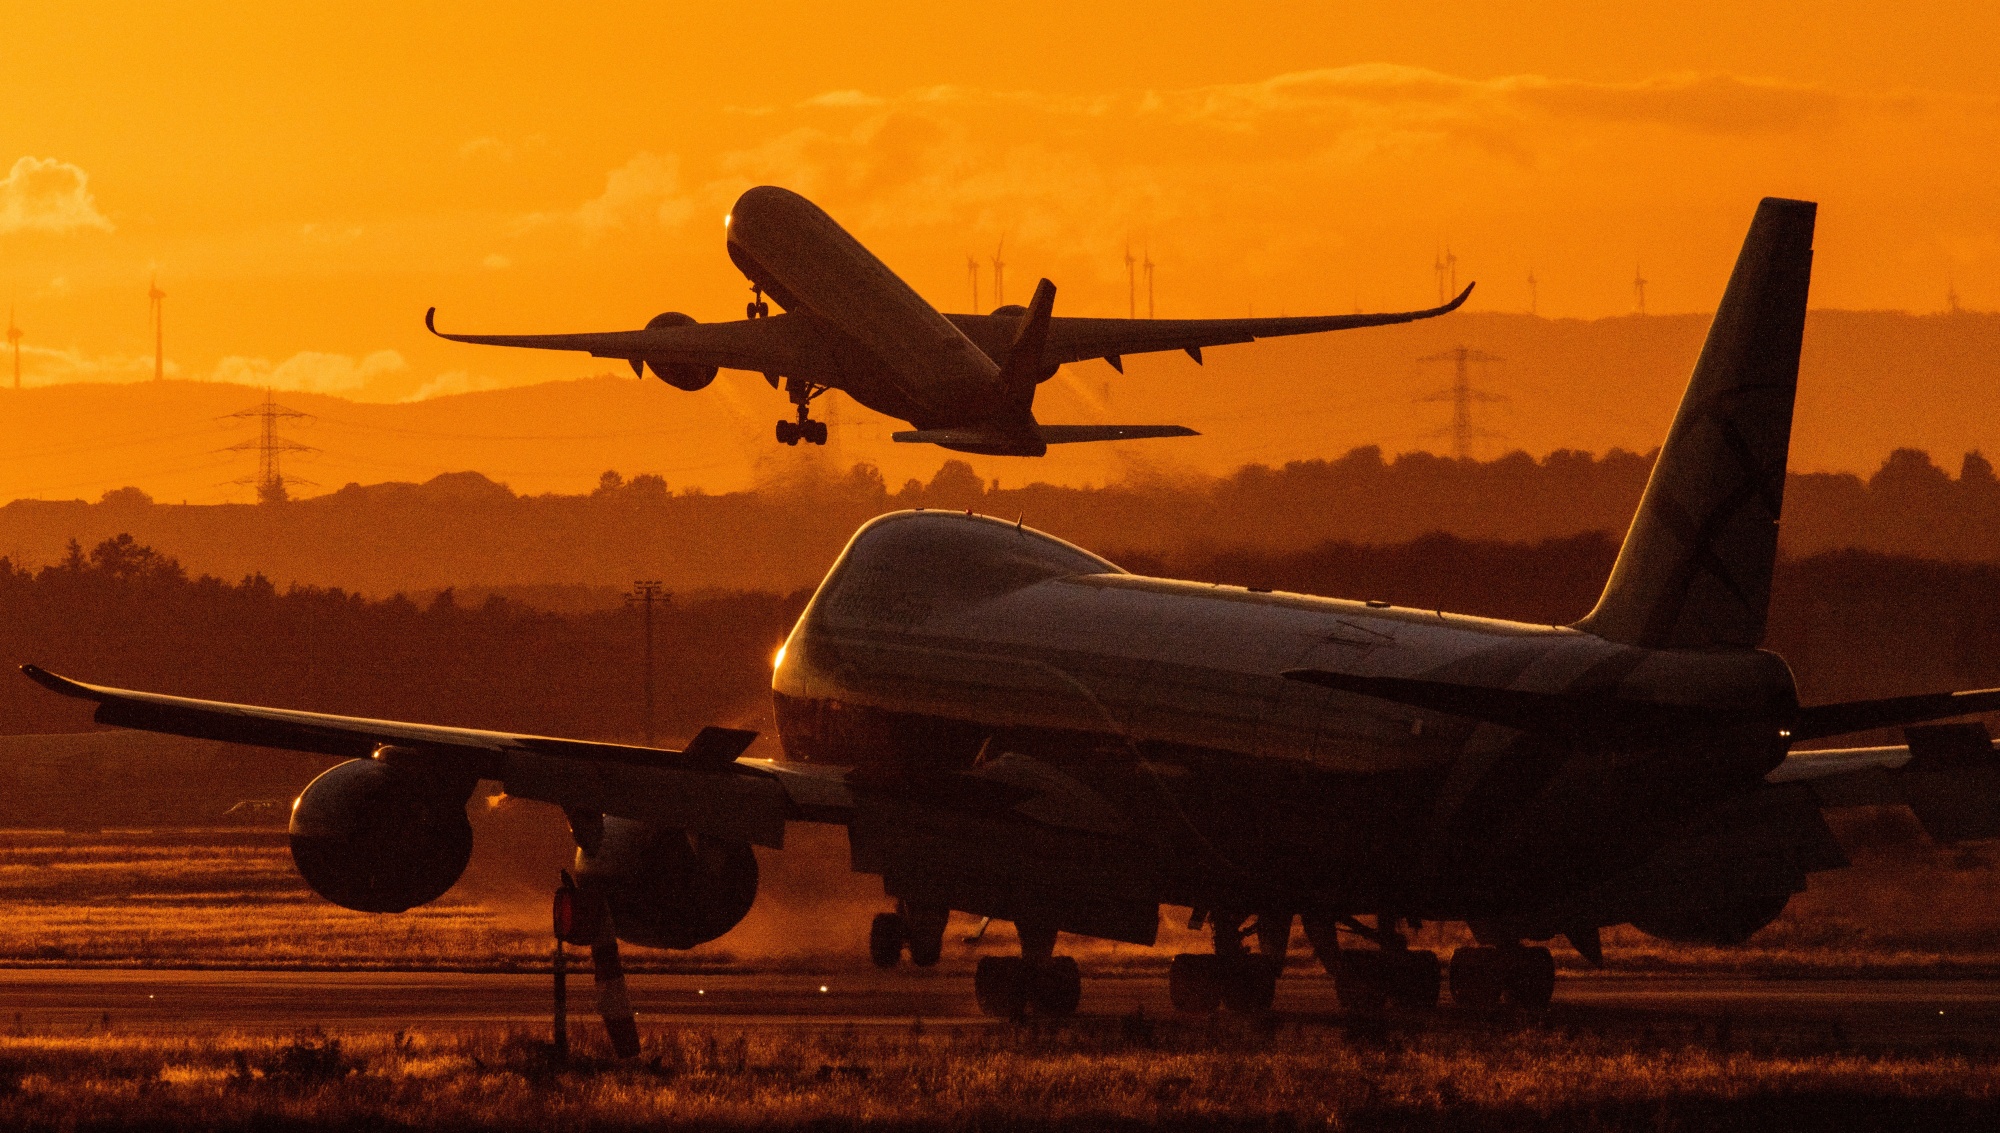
(1416, 346), (1506, 460)
(222, 391), (316, 503)
(625, 581), (669, 746)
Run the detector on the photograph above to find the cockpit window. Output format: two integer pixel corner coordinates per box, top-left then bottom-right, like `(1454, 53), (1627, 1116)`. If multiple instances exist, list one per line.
(817, 513), (1118, 629)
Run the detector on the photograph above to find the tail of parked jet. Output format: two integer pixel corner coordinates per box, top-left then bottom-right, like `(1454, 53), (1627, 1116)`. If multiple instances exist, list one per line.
(1573, 198), (1816, 650)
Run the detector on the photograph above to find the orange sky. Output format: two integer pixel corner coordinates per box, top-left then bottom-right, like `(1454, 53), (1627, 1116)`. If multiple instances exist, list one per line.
(2, 4), (1997, 479)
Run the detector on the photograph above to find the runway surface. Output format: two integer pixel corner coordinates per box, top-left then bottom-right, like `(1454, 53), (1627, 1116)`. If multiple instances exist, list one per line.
(4, 967), (1997, 1049)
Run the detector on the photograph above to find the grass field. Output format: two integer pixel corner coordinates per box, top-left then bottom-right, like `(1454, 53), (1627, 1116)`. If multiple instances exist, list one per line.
(0, 1013), (1994, 1131)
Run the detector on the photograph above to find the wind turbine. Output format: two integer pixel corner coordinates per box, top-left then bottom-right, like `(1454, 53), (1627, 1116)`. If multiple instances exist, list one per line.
(7, 308), (20, 390)
(1125, 245), (1137, 319)
(148, 275), (166, 380)
(967, 255), (980, 313)
(1143, 249), (1155, 319)
(991, 238), (1006, 309)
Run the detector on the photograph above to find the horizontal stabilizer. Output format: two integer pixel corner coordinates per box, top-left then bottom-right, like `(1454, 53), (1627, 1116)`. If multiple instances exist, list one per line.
(893, 424), (1197, 446)
(1791, 686), (2000, 742)
(1772, 723), (1999, 842)
(1287, 666), (2000, 745)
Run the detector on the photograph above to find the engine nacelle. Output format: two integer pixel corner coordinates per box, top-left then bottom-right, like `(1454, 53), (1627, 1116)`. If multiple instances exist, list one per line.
(573, 817), (757, 949)
(288, 758), (474, 914)
(642, 312), (719, 391)
(1629, 885), (1794, 947)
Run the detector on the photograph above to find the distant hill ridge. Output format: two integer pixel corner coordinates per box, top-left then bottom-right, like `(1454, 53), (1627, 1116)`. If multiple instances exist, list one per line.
(2, 307), (1997, 509)
(4, 444), (1998, 595)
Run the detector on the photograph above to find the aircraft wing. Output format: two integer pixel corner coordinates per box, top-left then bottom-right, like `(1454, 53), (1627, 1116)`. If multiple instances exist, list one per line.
(424, 308), (825, 376)
(19, 665), (851, 847)
(1028, 283), (1474, 370)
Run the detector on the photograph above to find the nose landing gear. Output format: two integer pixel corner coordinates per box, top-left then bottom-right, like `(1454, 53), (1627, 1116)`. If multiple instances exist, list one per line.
(775, 376), (829, 446)
(745, 285), (770, 320)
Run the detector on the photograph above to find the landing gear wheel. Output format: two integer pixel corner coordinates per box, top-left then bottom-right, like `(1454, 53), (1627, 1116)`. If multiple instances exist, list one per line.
(869, 912), (906, 969)
(775, 420), (801, 445)
(1168, 953), (1223, 1014)
(975, 956), (1029, 1018)
(1501, 946), (1555, 1009)
(1449, 946), (1502, 1010)
(1334, 952), (1390, 1017)
(1388, 950), (1441, 1011)
(804, 419), (829, 445)
(904, 906), (948, 968)
(747, 301), (759, 320)
(1028, 957), (1081, 1017)
(1220, 955), (1279, 1015)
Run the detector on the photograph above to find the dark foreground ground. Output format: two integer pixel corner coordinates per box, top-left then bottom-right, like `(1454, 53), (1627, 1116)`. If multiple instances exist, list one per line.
(0, 969), (1996, 1131)
(5, 967), (2000, 1045)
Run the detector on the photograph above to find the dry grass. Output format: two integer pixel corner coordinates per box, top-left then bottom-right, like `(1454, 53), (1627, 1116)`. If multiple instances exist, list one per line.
(0, 830), (545, 969)
(0, 1015), (1993, 1131)
(2, 821), (1997, 978)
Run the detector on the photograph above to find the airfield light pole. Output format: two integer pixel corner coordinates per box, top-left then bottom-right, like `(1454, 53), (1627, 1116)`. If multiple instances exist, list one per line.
(627, 581), (669, 746)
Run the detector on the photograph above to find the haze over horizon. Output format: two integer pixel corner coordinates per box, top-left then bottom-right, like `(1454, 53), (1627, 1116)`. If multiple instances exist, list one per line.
(5, 3), (1998, 497)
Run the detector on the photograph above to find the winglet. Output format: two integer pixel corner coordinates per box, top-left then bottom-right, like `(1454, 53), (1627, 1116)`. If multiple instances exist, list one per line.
(20, 665), (92, 701)
(677, 726), (760, 768)
(1441, 282), (1474, 314)
(424, 307), (439, 335)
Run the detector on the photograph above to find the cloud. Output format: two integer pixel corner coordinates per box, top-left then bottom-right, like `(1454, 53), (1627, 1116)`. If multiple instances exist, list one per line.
(481, 252), (511, 269)
(459, 136), (511, 160)
(301, 222), (364, 244)
(14, 344), (167, 385)
(212, 350), (408, 394)
(0, 156), (113, 235)
(801, 90), (885, 109)
(404, 370), (505, 401)
(521, 151), (695, 238)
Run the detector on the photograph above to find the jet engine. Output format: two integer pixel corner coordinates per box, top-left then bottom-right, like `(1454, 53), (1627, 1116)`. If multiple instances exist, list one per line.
(642, 312), (719, 391)
(573, 817), (758, 949)
(287, 757), (475, 914)
(1629, 884), (1795, 947)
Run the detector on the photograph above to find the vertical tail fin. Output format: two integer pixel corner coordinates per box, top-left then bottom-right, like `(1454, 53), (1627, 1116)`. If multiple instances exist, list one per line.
(1574, 198), (1816, 649)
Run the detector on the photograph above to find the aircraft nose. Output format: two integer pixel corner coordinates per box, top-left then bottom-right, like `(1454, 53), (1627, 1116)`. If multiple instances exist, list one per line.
(730, 185), (814, 233)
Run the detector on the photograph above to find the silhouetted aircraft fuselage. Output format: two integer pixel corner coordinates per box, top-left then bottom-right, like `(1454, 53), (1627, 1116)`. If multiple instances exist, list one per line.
(724, 188), (1018, 433)
(771, 509), (1799, 947)
(429, 185), (1473, 455)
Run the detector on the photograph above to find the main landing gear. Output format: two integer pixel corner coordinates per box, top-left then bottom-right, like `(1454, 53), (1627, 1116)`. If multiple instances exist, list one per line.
(869, 902), (948, 969)
(1446, 944), (1555, 1011)
(1310, 914), (1554, 1014)
(972, 920), (1081, 1018)
(775, 376), (829, 446)
(1169, 910), (1289, 1015)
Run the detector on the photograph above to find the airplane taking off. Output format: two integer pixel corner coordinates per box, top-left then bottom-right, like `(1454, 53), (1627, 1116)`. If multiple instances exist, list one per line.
(28, 197), (2000, 1042)
(425, 185), (1473, 455)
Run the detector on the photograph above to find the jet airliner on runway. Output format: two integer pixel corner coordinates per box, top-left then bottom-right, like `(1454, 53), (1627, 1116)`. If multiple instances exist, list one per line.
(28, 197), (2000, 1047)
(426, 185), (1473, 456)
